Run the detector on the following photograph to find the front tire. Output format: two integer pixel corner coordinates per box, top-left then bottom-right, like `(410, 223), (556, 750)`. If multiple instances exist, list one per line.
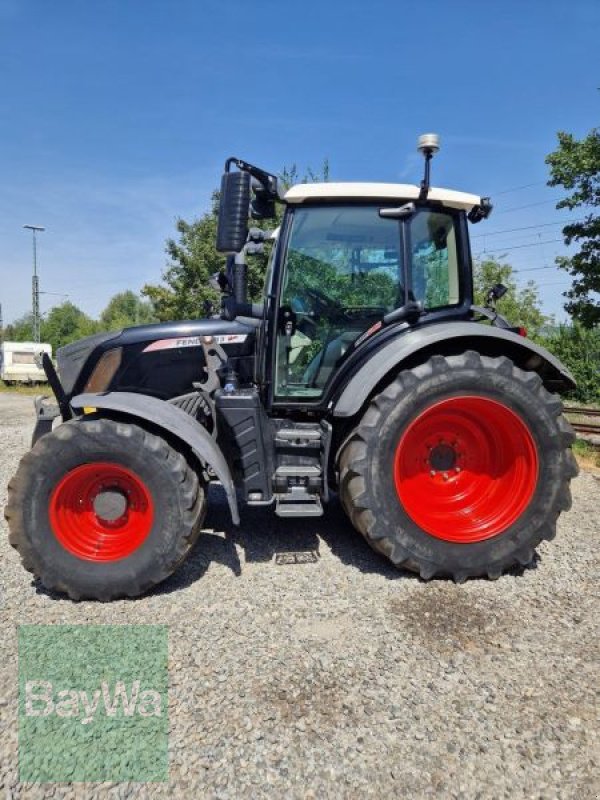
(5, 417), (207, 600)
(339, 352), (578, 582)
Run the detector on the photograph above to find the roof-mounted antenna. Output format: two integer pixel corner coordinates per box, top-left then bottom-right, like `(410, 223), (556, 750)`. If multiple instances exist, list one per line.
(417, 133), (440, 201)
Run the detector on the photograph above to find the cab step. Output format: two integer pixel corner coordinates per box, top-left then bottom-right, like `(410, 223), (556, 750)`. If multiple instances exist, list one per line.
(275, 486), (323, 518)
(271, 420), (331, 516)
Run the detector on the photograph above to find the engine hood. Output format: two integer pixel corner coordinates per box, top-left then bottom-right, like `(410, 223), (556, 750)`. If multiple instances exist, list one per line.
(57, 330), (122, 394)
(57, 317), (259, 400)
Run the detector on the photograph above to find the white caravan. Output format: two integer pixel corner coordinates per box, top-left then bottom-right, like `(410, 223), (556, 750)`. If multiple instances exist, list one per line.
(0, 341), (51, 383)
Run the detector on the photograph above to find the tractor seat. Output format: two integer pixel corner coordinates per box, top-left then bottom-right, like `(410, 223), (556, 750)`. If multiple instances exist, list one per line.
(303, 331), (360, 388)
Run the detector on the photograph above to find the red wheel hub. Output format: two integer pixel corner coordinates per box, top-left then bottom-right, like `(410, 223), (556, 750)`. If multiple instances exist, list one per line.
(394, 396), (538, 543)
(49, 463), (154, 561)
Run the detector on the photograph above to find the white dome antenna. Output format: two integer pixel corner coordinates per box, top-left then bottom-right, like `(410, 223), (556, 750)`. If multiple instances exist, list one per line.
(417, 133), (440, 199)
(417, 133), (440, 155)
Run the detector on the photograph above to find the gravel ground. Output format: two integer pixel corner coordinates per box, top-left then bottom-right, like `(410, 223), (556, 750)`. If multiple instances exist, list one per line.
(0, 393), (598, 799)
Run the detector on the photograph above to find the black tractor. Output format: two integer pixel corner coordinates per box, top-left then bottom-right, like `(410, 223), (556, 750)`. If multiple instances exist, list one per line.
(5, 135), (578, 600)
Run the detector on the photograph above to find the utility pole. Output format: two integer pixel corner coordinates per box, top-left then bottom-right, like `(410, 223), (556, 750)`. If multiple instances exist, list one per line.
(23, 224), (45, 343)
(0, 302), (3, 343)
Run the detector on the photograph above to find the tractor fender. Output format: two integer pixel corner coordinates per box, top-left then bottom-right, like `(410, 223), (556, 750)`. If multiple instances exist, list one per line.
(71, 391), (240, 525)
(331, 322), (575, 419)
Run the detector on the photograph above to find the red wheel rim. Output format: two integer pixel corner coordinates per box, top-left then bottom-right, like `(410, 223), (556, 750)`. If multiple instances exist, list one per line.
(394, 396), (538, 543)
(49, 462), (154, 561)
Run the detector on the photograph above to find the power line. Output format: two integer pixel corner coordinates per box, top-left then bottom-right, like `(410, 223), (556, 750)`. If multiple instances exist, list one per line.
(491, 181), (547, 196)
(502, 263), (553, 272)
(513, 264), (563, 273)
(519, 280), (569, 287)
(494, 198), (563, 214)
(474, 237), (564, 256)
(54, 274), (152, 293)
(471, 219), (580, 239)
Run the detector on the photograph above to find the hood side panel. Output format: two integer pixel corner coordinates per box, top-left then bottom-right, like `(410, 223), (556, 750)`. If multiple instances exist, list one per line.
(67, 318), (257, 400)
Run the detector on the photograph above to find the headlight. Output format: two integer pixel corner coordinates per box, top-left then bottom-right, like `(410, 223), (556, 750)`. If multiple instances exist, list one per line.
(83, 348), (123, 393)
(56, 331), (121, 393)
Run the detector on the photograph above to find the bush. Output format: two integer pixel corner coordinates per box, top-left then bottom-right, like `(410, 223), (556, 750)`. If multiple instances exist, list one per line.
(539, 324), (600, 405)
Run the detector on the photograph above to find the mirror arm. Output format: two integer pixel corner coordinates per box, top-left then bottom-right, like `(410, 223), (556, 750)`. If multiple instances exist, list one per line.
(470, 304), (512, 330)
(221, 297), (264, 322)
(225, 157), (280, 199)
(379, 202), (416, 219)
(233, 249), (248, 304)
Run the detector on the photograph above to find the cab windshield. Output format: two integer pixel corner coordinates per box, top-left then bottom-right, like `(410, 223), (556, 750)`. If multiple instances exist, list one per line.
(275, 204), (460, 398)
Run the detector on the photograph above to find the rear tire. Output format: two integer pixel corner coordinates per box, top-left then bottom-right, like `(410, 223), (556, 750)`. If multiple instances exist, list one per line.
(338, 351), (578, 582)
(5, 417), (207, 600)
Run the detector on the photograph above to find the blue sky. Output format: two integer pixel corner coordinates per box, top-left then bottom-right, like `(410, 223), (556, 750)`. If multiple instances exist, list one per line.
(0, 0), (598, 325)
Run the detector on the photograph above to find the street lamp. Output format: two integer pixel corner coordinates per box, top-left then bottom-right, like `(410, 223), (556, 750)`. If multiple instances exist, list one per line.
(23, 224), (45, 343)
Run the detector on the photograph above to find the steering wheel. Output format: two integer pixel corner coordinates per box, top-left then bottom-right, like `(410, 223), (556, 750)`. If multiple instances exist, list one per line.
(304, 287), (345, 318)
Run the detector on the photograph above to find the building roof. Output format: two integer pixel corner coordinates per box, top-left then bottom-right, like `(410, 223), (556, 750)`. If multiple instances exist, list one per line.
(284, 182), (483, 211)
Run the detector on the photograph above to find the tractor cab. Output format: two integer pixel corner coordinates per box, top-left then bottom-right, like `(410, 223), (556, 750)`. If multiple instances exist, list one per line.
(214, 137), (492, 410)
(271, 184), (479, 401)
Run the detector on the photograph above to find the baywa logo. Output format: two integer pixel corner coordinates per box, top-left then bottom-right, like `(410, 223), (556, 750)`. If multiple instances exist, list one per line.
(19, 625), (168, 782)
(25, 679), (163, 725)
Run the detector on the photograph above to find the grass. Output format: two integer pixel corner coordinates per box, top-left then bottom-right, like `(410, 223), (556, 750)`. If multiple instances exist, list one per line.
(0, 380), (50, 395)
(572, 439), (600, 472)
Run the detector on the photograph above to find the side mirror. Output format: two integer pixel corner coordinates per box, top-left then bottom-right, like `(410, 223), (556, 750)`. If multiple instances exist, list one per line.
(485, 283), (508, 307)
(468, 197), (493, 223)
(433, 225), (448, 251)
(250, 180), (276, 219)
(216, 170), (251, 253)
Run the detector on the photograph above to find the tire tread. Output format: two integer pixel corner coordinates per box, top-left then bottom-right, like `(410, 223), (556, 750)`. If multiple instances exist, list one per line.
(4, 417), (207, 600)
(338, 352), (578, 582)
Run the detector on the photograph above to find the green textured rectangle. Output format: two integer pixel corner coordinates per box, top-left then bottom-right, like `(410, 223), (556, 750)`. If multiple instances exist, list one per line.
(18, 624), (168, 782)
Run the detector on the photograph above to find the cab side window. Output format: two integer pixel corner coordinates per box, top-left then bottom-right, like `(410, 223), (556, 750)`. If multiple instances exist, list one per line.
(410, 210), (459, 309)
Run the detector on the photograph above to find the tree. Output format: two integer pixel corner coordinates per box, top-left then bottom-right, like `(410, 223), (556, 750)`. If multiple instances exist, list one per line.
(545, 128), (600, 327)
(3, 304), (98, 351)
(40, 302), (99, 351)
(142, 193), (228, 321)
(100, 290), (157, 331)
(4, 313), (35, 342)
(473, 257), (549, 337)
(143, 163), (329, 322)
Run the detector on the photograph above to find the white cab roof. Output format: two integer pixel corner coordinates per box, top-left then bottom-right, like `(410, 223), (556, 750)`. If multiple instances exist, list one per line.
(284, 182), (482, 211)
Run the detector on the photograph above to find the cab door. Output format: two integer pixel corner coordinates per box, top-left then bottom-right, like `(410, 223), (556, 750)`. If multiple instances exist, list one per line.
(272, 204), (405, 401)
